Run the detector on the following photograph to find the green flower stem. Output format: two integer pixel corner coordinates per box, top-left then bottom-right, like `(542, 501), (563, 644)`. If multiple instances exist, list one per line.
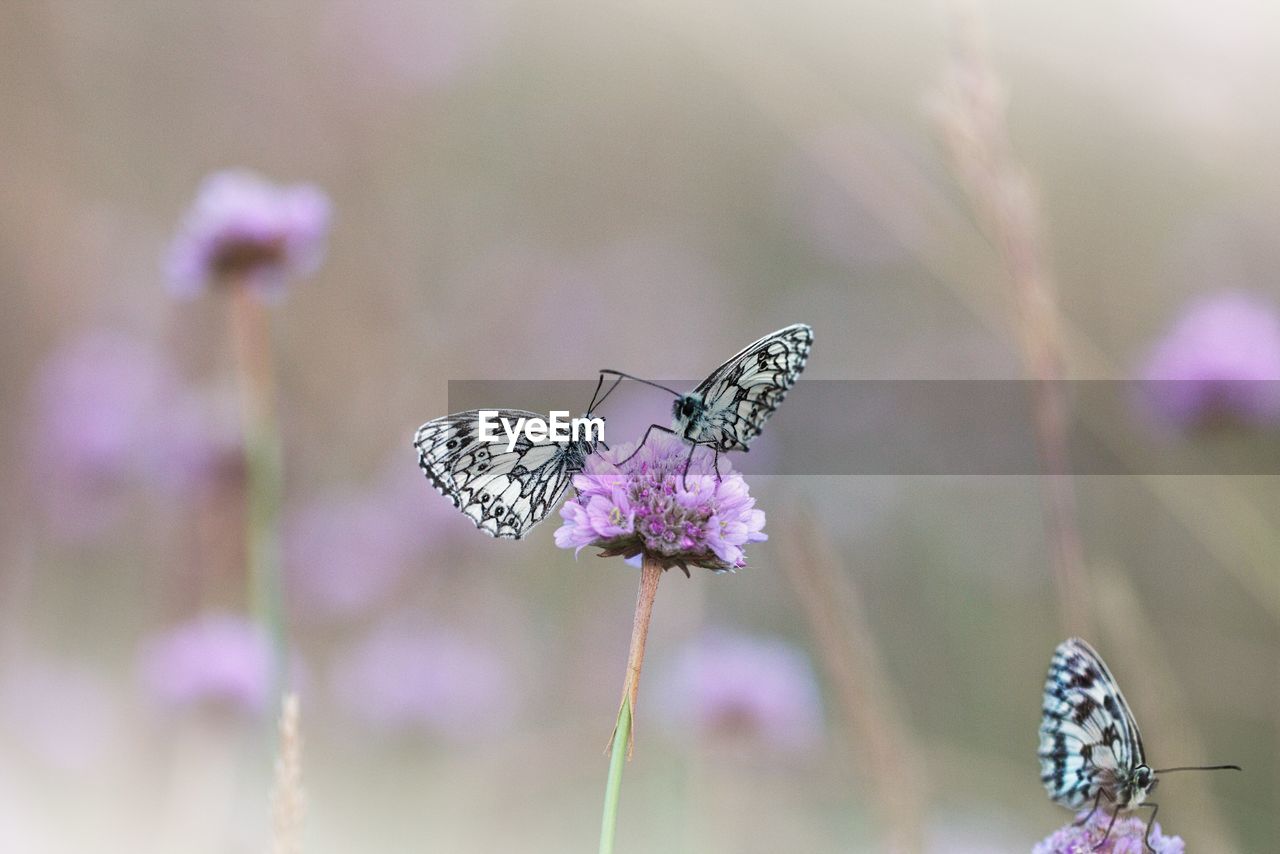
(230, 286), (286, 699)
(599, 697), (631, 854)
(599, 555), (663, 854)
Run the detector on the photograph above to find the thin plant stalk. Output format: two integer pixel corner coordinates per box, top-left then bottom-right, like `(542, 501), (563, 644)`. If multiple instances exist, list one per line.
(781, 508), (926, 853)
(931, 1), (1091, 638)
(268, 692), (306, 854)
(599, 554), (663, 854)
(228, 284), (286, 697)
(599, 699), (631, 854)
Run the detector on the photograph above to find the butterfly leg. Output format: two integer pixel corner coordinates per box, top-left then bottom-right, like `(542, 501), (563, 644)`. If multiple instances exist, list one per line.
(678, 441), (723, 489)
(1137, 803), (1159, 854)
(706, 446), (728, 483)
(1092, 806), (1120, 852)
(1075, 789), (1103, 826)
(680, 442), (698, 490)
(613, 423), (678, 466)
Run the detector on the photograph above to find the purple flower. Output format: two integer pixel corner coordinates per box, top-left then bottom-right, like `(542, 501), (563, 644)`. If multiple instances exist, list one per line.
(284, 456), (462, 621)
(284, 491), (415, 621)
(1034, 809), (1184, 854)
(156, 392), (244, 495)
(1141, 292), (1280, 429)
(368, 455), (464, 553)
(166, 170), (331, 300)
(27, 330), (178, 538)
(652, 630), (823, 750)
(554, 432), (767, 572)
(329, 619), (515, 741)
(138, 612), (272, 716)
(28, 329), (248, 538)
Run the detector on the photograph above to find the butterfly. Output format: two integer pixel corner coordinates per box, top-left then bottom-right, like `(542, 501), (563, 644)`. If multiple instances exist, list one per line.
(599, 323), (813, 477)
(1038, 637), (1240, 851)
(412, 376), (616, 539)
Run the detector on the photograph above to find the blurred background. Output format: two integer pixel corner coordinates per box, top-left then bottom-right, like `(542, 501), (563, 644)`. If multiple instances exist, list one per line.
(1, 0), (1277, 851)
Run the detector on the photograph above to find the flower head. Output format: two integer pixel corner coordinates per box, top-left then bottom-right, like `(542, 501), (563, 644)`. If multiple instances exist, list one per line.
(138, 612), (272, 716)
(1141, 292), (1280, 429)
(28, 330), (248, 537)
(284, 491), (415, 621)
(166, 170), (331, 300)
(1034, 810), (1184, 854)
(28, 330), (177, 538)
(554, 432), (766, 572)
(652, 630), (823, 750)
(328, 619), (515, 741)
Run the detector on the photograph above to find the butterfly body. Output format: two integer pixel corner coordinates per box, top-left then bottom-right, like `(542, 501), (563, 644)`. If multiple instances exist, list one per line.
(672, 393), (709, 444)
(673, 323), (813, 452)
(413, 408), (600, 540)
(602, 323), (813, 474)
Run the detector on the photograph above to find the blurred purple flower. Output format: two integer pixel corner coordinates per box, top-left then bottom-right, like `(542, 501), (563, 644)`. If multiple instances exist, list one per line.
(1141, 292), (1280, 429)
(329, 620), (515, 741)
(165, 170), (331, 300)
(138, 612), (271, 716)
(284, 491), (417, 621)
(147, 388), (244, 496)
(653, 630), (823, 750)
(1034, 810), (1183, 854)
(555, 432), (766, 572)
(28, 330), (177, 537)
(370, 455), (464, 552)
(29, 329), (248, 537)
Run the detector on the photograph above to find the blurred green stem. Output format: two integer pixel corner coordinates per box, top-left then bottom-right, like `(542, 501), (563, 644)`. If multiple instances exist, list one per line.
(229, 286), (286, 699)
(599, 555), (662, 854)
(599, 697), (631, 854)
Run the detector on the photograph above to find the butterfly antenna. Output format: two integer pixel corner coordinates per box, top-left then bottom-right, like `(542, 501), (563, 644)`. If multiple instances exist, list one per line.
(1153, 764), (1242, 774)
(587, 373), (625, 414)
(585, 373), (606, 414)
(596, 370), (682, 398)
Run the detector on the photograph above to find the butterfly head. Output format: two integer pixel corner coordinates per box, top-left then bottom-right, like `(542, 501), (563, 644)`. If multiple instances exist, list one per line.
(1132, 764), (1157, 798)
(673, 393), (706, 431)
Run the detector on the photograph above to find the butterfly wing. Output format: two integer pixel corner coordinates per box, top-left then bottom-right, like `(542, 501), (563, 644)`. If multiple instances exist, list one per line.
(413, 409), (582, 539)
(1039, 637), (1147, 809)
(684, 323), (813, 451)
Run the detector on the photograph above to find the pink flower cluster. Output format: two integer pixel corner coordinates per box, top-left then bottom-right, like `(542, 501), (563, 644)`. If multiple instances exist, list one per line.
(166, 169), (331, 300)
(653, 630), (822, 750)
(1142, 292), (1280, 429)
(1034, 809), (1184, 854)
(138, 612), (273, 716)
(555, 432), (766, 572)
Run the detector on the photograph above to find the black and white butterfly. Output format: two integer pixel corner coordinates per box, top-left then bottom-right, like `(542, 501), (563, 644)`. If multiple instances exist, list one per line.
(1039, 637), (1240, 851)
(412, 377), (617, 539)
(599, 323), (813, 475)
